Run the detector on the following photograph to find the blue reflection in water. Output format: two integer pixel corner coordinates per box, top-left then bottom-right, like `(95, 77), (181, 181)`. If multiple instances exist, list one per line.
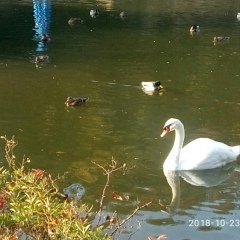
(33, 0), (51, 52)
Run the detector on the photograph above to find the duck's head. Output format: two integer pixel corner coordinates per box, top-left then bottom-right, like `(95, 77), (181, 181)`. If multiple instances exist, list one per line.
(154, 81), (163, 89)
(65, 96), (73, 103)
(66, 96), (72, 100)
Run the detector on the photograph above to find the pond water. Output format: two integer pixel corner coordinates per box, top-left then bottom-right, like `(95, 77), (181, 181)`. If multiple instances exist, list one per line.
(0, 0), (240, 239)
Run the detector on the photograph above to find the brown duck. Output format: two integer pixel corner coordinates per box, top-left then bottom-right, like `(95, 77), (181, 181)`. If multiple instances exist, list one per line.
(65, 97), (89, 107)
(68, 18), (84, 26)
(213, 36), (230, 45)
(35, 54), (49, 63)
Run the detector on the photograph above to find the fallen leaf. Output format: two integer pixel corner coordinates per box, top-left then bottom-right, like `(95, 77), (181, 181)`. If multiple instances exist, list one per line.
(106, 215), (116, 224)
(112, 192), (123, 200)
(123, 194), (129, 200)
(32, 168), (46, 178)
(157, 234), (167, 240)
(147, 234), (167, 240)
(80, 214), (88, 222)
(48, 218), (58, 225)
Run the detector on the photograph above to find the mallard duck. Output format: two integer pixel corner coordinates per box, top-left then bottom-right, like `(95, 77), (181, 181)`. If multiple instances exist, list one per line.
(213, 36), (230, 45)
(65, 97), (89, 107)
(35, 54), (49, 63)
(90, 9), (99, 18)
(68, 18), (84, 26)
(41, 34), (50, 42)
(141, 81), (163, 91)
(190, 25), (200, 33)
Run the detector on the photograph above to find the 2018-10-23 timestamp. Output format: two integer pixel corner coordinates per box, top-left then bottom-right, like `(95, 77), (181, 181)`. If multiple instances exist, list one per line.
(189, 219), (240, 227)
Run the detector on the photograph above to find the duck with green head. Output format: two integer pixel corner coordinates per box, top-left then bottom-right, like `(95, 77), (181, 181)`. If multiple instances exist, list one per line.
(141, 81), (163, 91)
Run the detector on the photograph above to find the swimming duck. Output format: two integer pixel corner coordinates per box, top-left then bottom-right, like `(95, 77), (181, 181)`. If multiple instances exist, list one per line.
(35, 54), (49, 63)
(141, 81), (163, 91)
(65, 97), (89, 107)
(41, 34), (50, 42)
(90, 9), (99, 18)
(120, 11), (126, 19)
(237, 13), (240, 20)
(68, 18), (84, 26)
(190, 25), (200, 33)
(213, 36), (230, 45)
(161, 118), (240, 170)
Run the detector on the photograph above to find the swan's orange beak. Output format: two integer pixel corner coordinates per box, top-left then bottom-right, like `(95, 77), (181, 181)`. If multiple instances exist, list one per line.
(160, 126), (170, 137)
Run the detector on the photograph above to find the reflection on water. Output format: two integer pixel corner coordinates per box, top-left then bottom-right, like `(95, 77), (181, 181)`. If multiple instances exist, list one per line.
(95, 0), (114, 11)
(33, 0), (51, 51)
(163, 162), (240, 213)
(142, 163), (240, 239)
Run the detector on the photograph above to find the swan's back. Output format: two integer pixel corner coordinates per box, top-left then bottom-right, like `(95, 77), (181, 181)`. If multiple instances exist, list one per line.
(179, 138), (239, 170)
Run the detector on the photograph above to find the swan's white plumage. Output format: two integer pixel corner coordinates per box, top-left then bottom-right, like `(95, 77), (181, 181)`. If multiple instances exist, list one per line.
(161, 118), (240, 170)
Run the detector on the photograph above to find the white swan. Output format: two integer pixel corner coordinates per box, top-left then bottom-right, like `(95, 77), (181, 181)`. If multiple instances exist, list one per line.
(161, 118), (240, 170)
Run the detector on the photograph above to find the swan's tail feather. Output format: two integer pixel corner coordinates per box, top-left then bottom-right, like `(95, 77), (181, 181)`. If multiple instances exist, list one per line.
(232, 146), (240, 158)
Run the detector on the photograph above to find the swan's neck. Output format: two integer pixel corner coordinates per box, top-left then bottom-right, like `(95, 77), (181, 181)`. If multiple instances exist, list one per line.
(172, 125), (185, 158)
(164, 123), (185, 169)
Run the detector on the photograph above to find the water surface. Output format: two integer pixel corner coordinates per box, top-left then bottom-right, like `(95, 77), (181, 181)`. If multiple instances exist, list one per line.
(0, 0), (240, 239)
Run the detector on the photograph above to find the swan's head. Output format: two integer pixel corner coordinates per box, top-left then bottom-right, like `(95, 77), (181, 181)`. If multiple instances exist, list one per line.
(161, 118), (183, 137)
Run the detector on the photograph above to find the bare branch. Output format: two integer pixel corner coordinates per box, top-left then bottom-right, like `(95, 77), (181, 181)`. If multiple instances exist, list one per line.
(92, 157), (127, 226)
(110, 201), (152, 236)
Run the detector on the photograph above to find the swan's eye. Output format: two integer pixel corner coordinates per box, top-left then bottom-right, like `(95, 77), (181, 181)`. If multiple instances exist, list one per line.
(163, 125), (170, 132)
(161, 124), (171, 137)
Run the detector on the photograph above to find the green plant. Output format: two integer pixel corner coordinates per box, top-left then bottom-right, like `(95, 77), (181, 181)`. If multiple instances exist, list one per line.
(0, 136), (109, 240)
(0, 136), (155, 240)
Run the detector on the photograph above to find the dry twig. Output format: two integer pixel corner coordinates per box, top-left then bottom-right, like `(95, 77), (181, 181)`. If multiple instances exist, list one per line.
(110, 201), (152, 237)
(92, 157), (126, 226)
